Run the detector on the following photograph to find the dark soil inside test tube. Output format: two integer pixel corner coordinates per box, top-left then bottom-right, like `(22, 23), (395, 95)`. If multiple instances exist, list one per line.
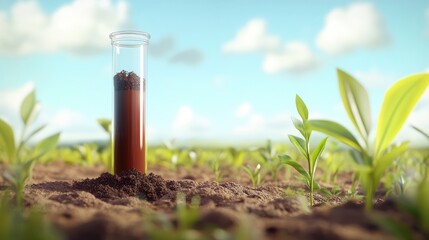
(113, 70), (146, 174)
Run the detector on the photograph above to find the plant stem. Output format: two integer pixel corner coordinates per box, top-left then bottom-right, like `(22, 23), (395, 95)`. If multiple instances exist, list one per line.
(365, 173), (375, 212)
(309, 175), (314, 206)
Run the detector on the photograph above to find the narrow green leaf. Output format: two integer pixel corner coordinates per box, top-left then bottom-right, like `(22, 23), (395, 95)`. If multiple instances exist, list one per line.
(288, 135), (307, 158)
(0, 118), (16, 163)
(349, 149), (365, 165)
(311, 137), (328, 174)
(97, 118), (112, 133)
(295, 95), (309, 120)
(411, 125), (429, 140)
(337, 69), (372, 139)
(20, 89), (36, 125)
(307, 120), (362, 151)
(373, 142), (408, 188)
(33, 133), (60, 157)
(23, 124), (46, 144)
(375, 73), (429, 157)
(282, 159), (310, 182)
(292, 117), (305, 137)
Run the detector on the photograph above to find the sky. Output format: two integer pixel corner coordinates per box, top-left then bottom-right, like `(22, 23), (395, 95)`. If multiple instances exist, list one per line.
(0, 0), (428, 147)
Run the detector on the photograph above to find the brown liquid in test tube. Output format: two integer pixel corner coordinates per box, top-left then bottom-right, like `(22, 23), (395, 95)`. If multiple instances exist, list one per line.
(113, 70), (146, 174)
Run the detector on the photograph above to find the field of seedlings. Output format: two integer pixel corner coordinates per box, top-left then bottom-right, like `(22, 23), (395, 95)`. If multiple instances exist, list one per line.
(0, 70), (429, 240)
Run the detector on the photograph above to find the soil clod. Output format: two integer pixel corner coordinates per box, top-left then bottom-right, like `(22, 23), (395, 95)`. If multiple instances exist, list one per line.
(72, 170), (180, 202)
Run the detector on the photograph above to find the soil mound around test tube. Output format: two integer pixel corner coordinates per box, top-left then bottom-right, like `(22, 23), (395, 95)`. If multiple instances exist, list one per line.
(72, 170), (180, 202)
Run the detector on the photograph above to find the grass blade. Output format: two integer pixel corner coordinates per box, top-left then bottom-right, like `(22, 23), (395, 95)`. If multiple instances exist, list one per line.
(20, 89), (36, 125)
(295, 95), (308, 120)
(307, 120), (362, 151)
(0, 118), (16, 163)
(337, 69), (372, 139)
(375, 73), (429, 157)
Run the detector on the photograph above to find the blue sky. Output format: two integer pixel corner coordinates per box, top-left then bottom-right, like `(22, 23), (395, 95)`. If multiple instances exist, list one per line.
(0, 0), (428, 146)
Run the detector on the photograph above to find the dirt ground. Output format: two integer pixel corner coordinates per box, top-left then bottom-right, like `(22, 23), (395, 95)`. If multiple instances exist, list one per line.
(0, 162), (417, 240)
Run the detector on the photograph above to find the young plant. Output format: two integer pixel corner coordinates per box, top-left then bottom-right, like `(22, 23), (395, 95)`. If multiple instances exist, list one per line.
(281, 95), (328, 207)
(210, 158), (222, 182)
(242, 164), (262, 187)
(258, 140), (286, 182)
(0, 192), (63, 240)
(0, 89), (60, 207)
(307, 69), (429, 210)
(97, 118), (113, 173)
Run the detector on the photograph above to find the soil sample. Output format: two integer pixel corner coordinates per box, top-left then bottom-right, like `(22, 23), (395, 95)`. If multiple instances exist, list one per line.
(113, 70), (146, 174)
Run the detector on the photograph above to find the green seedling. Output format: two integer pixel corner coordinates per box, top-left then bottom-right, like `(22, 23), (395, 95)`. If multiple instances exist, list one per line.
(74, 144), (99, 166)
(97, 118), (113, 173)
(142, 192), (202, 240)
(258, 140), (286, 182)
(210, 158), (222, 182)
(0, 192), (63, 240)
(228, 147), (245, 168)
(242, 164), (262, 187)
(0, 89), (60, 207)
(373, 174), (429, 239)
(307, 69), (429, 211)
(280, 95), (328, 207)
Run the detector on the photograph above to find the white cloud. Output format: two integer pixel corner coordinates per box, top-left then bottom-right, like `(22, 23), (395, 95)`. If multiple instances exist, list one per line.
(263, 42), (320, 74)
(354, 69), (392, 88)
(172, 106), (211, 138)
(0, 0), (128, 55)
(316, 2), (389, 55)
(42, 108), (106, 143)
(169, 49), (204, 66)
(235, 102), (252, 118)
(223, 19), (280, 53)
(0, 83), (106, 143)
(0, 82), (34, 123)
(234, 112), (292, 137)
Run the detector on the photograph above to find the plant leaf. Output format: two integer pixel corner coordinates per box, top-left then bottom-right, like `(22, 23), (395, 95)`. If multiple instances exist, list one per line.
(337, 69), (372, 140)
(307, 120), (362, 151)
(295, 95), (308, 121)
(411, 125), (429, 140)
(288, 135), (307, 158)
(0, 118), (16, 163)
(280, 158), (310, 182)
(23, 124), (46, 144)
(33, 133), (60, 158)
(292, 117), (305, 137)
(20, 89), (36, 125)
(373, 142), (408, 188)
(97, 118), (112, 133)
(311, 137), (328, 174)
(349, 149), (365, 165)
(375, 73), (429, 157)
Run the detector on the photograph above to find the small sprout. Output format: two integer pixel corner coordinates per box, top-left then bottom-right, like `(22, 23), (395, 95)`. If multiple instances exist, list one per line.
(0, 89), (60, 207)
(283, 95), (328, 207)
(242, 164), (262, 187)
(307, 69), (429, 210)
